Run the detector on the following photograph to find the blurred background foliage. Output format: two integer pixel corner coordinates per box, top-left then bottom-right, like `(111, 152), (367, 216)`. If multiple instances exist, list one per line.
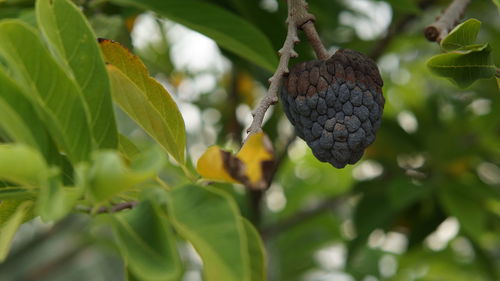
(0, 0), (499, 280)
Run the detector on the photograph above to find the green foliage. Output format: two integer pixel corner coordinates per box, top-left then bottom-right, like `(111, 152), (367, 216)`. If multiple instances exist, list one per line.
(0, 0), (499, 280)
(86, 148), (165, 203)
(0, 201), (33, 261)
(0, 20), (93, 163)
(100, 39), (186, 164)
(36, 0), (118, 149)
(427, 18), (497, 88)
(109, 194), (182, 281)
(440, 19), (481, 51)
(111, 0), (278, 72)
(168, 184), (262, 281)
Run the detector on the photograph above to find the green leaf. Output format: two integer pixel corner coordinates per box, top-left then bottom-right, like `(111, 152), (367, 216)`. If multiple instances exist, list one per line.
(241, 218), (267, 281)
(87, 147), (165, 203)
(0, 201), (33, 262)
(427, 43), (496, 88)
(100, 39), (185, 164)
(110, 196), (182, 281)
(110, 0), (278, 72)
(0, 188), (36, 200)
(441, 19), (481, 51)
(0, 67), (54, 157)
(36, 0), (118, 149)
(168, 184), (251, 281)
(0, 20), (93, 163)
(0, 144), (48, 187)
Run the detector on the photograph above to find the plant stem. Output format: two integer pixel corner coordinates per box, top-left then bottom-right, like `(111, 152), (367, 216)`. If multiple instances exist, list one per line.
(424, 0), (470, 42)
(245, 0), (328, 139)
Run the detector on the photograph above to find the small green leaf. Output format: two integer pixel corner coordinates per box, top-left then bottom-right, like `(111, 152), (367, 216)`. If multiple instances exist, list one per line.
(100, 39), (186, 164)
(0, 144), (48, 187)
(441, 19), (481, 51)
(0, 201), (33, 261)
(87, 147), (165, 203)
(241, 218), (267, 281)
(110, 0), (278, 72)
(427, 43), (496, 88)
(0, 20), (93, 163)
(168, 185), (251, 281)
(110, 196), (182, 281)
(36, 0), (118, 149)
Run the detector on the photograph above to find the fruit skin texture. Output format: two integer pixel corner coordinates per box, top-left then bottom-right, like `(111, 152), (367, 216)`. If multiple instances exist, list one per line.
(280, 49), (384, 168)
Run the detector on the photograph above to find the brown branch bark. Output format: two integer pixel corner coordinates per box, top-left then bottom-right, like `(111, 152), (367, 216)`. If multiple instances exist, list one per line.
(424, 0), (470, 42)
(245, 0), (328, 140)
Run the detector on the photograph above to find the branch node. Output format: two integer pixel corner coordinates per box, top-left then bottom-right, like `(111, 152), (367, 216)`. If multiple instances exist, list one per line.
(424, 0), (470, 42)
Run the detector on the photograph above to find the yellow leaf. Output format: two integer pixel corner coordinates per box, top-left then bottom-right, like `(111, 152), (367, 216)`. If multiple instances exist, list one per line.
(196, 146), (240, 184)
(237, 132), (274, 189)
(197, 133), (275, 189)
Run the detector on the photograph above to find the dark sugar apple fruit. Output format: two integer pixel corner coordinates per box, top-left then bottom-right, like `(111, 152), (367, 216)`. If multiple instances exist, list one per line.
(280, 49), (384, 168)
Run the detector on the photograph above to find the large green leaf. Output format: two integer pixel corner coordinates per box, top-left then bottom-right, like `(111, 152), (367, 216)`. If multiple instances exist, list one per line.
(0, 68), (54, 157)
(100, 39), (185, 164)
(87, 147), (165, 203)
(427, 43), (496, 88)
(241, 218), (267, 281)
(0, 201), (33, 262)
(110, 196), (182, 281)
(36, 0), (118, 149)
(168, 184), (251, 281)
(0, 144), (48, 187)
(0, 20), (93, 163)
(440, 19), (481, 51)
(111, 0), (278, 72)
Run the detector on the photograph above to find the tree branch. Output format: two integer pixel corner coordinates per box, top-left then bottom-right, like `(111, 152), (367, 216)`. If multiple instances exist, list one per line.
(262, 194), (345, 238)
(424, 0), (470, 42)
(245, 0), (328, 139)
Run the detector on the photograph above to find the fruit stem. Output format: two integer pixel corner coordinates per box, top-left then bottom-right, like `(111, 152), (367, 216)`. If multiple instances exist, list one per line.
(301, 21), (330, 60)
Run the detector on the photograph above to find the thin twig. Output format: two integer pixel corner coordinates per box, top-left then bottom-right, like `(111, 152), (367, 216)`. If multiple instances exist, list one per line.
(262, 195), (345, 238)
(76, 201), (138, 214)
(245, 0), (328, 139)
(424, 0), (470, 42)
